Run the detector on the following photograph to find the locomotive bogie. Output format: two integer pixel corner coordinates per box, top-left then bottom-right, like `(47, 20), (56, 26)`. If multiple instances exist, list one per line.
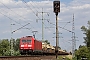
(20, 49), (33, 55)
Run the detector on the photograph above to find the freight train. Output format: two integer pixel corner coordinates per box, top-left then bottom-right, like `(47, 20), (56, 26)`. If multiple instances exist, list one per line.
(19, 36), (69, 55)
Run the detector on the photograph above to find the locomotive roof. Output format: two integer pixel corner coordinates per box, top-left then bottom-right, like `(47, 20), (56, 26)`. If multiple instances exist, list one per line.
(21, 36), (33, 38)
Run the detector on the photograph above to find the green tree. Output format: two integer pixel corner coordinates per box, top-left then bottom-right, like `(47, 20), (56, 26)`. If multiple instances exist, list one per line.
(10, 38), (20, 51)
(81, 21), (90, 49)
(12, 38), (20, 56)
(14, 38), (20, 51)
(0, 38), (20, 56)
(10, 39), (15, 50)
(43, 40), (50, 44)
(0, 39), (10, 56)
(75, 46), (90, 60)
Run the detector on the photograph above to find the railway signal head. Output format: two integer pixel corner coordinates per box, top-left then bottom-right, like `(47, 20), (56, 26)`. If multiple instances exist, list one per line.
(53, 1), (60, 13)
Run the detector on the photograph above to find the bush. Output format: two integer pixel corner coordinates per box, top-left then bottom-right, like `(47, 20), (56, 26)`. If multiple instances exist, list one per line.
(3, 50), (20, 56)
(58, 56), (71, 60)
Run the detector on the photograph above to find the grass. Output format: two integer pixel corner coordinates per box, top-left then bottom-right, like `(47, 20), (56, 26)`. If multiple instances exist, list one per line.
(57, 55), (72, 60)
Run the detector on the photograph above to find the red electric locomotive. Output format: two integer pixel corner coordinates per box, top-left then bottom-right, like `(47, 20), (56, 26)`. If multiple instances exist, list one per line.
(19, 36), (42, 55)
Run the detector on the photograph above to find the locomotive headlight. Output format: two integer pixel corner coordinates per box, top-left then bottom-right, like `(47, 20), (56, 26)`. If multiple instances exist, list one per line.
(21, 45), (24, 47)
(21, 48), (24, 49)
(28, 45), (32, 47)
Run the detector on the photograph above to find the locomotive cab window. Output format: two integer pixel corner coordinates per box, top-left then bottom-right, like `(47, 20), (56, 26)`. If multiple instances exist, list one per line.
(27, 40), (31, 42)
(22, 40), (26, 43)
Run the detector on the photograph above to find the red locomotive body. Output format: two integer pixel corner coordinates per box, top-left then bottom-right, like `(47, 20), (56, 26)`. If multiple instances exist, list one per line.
(34, 39), (42, 51)
(19, 36), (42, 55)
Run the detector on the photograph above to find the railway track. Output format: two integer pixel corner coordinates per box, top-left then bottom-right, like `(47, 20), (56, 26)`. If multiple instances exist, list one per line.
(0, 55), (56, 60)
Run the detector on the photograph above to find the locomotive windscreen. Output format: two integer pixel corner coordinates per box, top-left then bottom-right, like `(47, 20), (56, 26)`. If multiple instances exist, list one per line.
(22, 40), (26, 43)
(22, 40), (31, 43)
(27, 40), (31, 42)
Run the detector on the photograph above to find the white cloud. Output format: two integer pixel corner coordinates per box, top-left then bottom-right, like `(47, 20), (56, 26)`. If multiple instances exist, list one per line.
(3, 31), (10, 34)
(0, 0), (14, 4)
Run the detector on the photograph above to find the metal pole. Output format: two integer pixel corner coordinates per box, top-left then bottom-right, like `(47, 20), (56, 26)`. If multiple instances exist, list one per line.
(10, 24), (15, 56)
(42, 8), (44, 41)
(36, 8), (49, 41)
(53, 1), (60, 58)
(72, 14), (75, 58)
(55, 12), (58, 59)
(11, 24), (14, 56)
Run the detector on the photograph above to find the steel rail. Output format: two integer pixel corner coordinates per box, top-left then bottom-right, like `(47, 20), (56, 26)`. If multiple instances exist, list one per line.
(0, 55), (41, 58)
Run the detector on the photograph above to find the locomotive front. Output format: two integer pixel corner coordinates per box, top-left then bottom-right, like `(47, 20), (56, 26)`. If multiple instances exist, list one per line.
(19, 36), (34, 55)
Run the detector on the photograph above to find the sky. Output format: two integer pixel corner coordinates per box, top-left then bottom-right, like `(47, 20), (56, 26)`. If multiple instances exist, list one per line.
(0, 0), (90, 52)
